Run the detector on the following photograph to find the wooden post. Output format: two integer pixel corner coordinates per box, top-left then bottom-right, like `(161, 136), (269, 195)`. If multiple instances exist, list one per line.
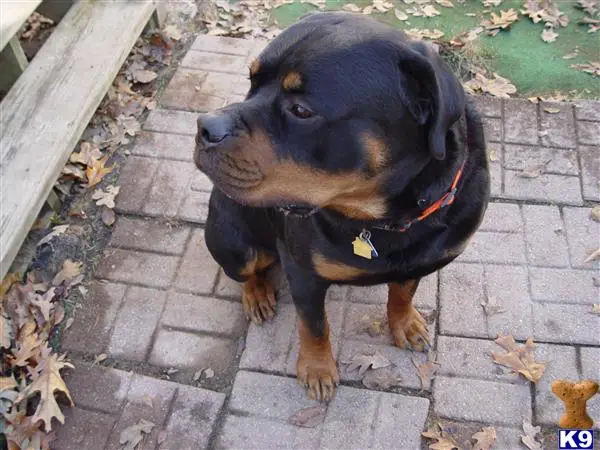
(0, 37), (28, 94)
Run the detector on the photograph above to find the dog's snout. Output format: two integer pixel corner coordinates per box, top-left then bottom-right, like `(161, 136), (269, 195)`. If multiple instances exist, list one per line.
(197, 113), (234, 146)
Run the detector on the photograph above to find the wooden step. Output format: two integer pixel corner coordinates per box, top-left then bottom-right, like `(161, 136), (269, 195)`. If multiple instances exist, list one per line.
(0, 0), (158, 278)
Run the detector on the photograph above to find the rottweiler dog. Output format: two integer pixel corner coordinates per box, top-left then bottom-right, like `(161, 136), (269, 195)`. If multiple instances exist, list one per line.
(194, 12), (490, 401)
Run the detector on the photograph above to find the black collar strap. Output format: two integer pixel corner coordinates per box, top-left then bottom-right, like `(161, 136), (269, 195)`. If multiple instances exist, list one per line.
(276, 204), (320, 218)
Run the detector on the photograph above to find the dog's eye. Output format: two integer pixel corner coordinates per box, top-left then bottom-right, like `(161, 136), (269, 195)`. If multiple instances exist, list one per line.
(290, 104), (314, 119)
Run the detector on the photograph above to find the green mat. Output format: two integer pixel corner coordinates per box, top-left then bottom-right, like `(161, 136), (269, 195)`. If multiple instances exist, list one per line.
(269, 0), (600, 98)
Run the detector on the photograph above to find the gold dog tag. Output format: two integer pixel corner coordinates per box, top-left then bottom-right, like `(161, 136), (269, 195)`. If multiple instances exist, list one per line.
(352, 237), (372, 259)
(352, 230), (378, 259)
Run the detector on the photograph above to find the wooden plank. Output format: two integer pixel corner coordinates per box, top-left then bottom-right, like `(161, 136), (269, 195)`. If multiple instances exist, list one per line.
(0, 0), (42, 52)
(0, 0), (157, 278)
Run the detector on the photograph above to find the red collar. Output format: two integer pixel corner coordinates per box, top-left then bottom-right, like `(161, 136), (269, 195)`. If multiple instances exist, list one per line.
(373, 160), (466, 233)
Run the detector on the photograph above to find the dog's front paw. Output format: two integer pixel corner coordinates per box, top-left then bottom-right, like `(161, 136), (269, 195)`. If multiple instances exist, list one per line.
(297, 352), (340, 402)
(242, 273), (276, 324)
(389, 306), (430, 352)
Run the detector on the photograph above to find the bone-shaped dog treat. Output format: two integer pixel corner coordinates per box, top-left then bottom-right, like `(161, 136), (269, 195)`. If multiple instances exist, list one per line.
(551, 379), (599, 429)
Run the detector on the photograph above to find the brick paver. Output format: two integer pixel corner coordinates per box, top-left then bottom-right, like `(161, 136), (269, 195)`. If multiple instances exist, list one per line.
(54, 33), (600, 449)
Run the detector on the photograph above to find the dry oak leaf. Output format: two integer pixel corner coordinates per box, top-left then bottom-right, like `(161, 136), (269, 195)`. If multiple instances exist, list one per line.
(483, 0), (502, 6)
(422, 423), (460, 450)
(436, 0), (454, 8)
(31, 287), (56, 323)
(92, 185), (120, 209)
(343, 351), (391, 377)
(36, 225), (69, 247)
(52, 259), (82, 287)
(472, 427), (497, 450)
(288, 405), (327, 428)
(17, 350), (74, 431)
(590, 205), (600, 222)
(120, 419), (155, 450)
(584, 247), (600, 262)
(481, 295), (506, 316)
(70, 142), (102, 167)
(133, 69), (158, 84)
(362, 366), (402, 389)
(86, 155), (114, 187)
(482, 9), (519, 32)
(520, 419), (542, 450)
(541, 27), (558, 42)
(395, 8), (409, 20)
(571, 61), (600, 77)
(491, 335), (546, 383)
(1, 314), (11, 349)
(577, 0), (598, 15)
(422, 4), (441, 17)
(591, 304), (600, 315)
(413, 355), (440, 390)
(12, 321), (42, 367)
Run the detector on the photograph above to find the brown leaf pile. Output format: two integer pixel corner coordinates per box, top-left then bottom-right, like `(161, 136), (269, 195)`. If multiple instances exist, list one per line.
(491, 335), (546, 383)
(202, 0), (283, 39)
(571, 61), (600, 77)
(463, 71), (517, 98)
(1, 268), (80, 448)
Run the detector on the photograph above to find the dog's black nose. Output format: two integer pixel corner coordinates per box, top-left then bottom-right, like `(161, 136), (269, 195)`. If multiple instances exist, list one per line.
(197, 113), (233, 145)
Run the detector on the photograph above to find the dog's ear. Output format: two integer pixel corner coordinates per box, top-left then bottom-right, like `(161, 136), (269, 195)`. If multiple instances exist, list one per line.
(397, 41), (465, 160)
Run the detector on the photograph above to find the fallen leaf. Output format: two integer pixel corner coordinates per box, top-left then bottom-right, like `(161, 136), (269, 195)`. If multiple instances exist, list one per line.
(422, 423), (459, 450)
(413, 355), (440, 390)
(577, 0), (598, 15)
(118, 115), (141, 137)
(94, 353), (107, 364)
(590, 206), (600, 222)
(52, 260), (82, 287)
(101, 207), (116, 226)
(591, 304), (600, 315)
(86, 155), (114, 187)
(521, 419), (542, 450)
(133, 69), (158, 84)
(492, 335), (546, 383)
(359, 314), (387, 337)
(482, 9), (519, 32)
(406, 28), (445, 40)
(518, 159), (551, 179)
(481, 295), (506, 316)
(12, 321), (43, 366)
(31, 288), (56, 323)
(483, 0), (502, 6)
(571, 61), (600, 77)
(163, 25), (182, 41)
(343, 3), (362, 12)
(192, 370), (203, 382)
(70, 142), (102, 167)
(92, 185), (120, 208)
(362, 366), (402, 389)
(472, 427), (497, 450)
(463, 72), (516, 98)
(157, 429), (167, 445)
(288, 405), (327, 428)
(36, 225), (69, 247)
(1, 314), (10, 349)
(422, 4), (441, 16)
(62, 164), (87, 180)
(204, 368), (215, 379)
(120, 419), (155, 450)
(436, 0), (454, 7)
(563, 50), (579, 59)
(17, 349), (74, 431)
(395, 8), (409, 20)
(0, 376), (17, 392)
(64, 317), (75, 330)
(362, 5), (374, 14)
(343, 351), (391, 377)
(584, 247), (600, 262)
(541, 27), (558, 43)
(543, 107), (561, 114)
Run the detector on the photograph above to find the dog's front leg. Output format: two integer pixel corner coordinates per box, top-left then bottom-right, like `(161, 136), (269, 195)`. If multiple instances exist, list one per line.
(279, 247), (339, 402)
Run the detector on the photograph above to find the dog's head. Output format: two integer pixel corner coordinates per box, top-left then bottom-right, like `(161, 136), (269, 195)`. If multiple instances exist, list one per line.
(194, 12), (465, 219)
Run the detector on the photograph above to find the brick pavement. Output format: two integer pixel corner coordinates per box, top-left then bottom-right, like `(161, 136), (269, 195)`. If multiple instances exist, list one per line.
(56, 35), (600, 449)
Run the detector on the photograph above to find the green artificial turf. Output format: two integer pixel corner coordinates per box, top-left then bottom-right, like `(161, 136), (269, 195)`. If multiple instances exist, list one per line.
(269, 0), (600, 98)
